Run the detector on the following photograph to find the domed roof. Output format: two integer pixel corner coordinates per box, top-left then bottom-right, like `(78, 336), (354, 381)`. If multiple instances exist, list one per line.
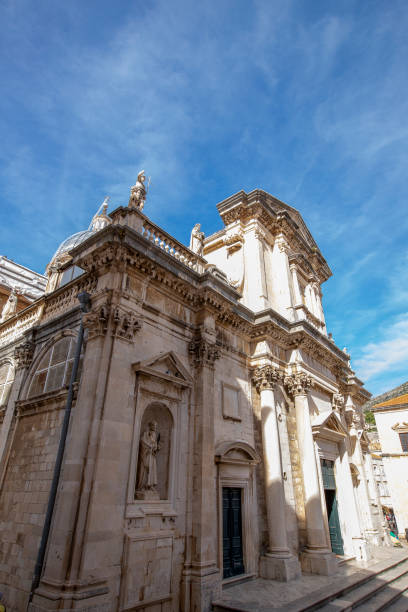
(50, 197), (113, 265)
(52, 229), (94, 260)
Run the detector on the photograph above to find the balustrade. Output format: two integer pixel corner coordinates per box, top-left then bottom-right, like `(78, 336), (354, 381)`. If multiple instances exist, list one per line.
(141, 219), (205, 273)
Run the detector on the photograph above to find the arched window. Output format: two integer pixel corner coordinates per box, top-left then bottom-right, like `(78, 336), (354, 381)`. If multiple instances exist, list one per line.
(27, 335), (81, 398)
(0, 361), (14, 407)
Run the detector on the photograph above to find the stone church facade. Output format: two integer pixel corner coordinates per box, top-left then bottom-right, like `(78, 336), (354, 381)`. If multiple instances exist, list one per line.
(0, 181), (385, 611)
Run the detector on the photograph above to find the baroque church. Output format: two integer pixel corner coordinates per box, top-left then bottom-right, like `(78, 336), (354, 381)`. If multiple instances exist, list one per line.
(0, 175), (386, 611)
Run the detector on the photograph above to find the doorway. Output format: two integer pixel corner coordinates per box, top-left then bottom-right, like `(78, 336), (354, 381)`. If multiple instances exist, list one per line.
(321, 459), (344, 556)
(222, 487), (244, 579)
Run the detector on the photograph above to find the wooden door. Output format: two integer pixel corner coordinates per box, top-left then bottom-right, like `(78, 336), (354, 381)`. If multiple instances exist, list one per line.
(222, 487), (244, 579)
(321, 459), (344, 556)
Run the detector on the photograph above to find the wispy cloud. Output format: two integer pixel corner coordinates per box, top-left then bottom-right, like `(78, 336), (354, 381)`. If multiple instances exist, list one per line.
(354, 313), (408, 383)
(0, 0), (407, 395)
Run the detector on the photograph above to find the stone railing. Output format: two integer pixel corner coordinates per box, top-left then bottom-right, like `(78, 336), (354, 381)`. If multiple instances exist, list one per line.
(141, 218), (206, 273)
(0, 300), (45, 348)
(41, 273), (98, 322)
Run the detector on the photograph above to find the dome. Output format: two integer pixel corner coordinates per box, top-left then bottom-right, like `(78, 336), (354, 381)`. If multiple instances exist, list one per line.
(48, 198), (112, 271)
(52, 229), (94, 260)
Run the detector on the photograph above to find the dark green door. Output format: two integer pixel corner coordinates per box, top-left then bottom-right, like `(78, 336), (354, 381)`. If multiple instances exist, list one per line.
(222, 487), (244, 578)
(321, 459), (344, 556)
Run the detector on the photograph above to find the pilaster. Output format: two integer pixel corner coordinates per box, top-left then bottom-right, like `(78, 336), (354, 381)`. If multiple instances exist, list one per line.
(30, 292), (142, 611)
(0, 339), (35, 470)
(184, 328), (221, 612)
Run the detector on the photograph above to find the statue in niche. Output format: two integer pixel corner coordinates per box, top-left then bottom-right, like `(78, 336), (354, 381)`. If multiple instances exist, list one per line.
(135, 420), (161, 499)
(1, 288), (18, 322)
(129, 170), (149, 210)
(189, 223), (204, 255)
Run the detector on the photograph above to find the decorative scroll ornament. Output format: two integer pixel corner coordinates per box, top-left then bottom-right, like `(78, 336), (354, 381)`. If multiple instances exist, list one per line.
(188, 337), (220, 368)
(284, 372), (313, 396)
(252, 365), (282, 393)
(352, 411), (365, 430)
(14, 341), (35, 369)
(332, 393), (345, 412)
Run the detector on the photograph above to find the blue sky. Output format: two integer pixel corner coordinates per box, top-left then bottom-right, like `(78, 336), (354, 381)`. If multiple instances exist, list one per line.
(1, 0), (407, 396)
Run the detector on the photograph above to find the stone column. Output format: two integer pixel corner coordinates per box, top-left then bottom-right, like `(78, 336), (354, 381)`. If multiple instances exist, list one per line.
(337, 439), (368, 560)
(285, 372), (337, 575)
(187, 329), (221, 611)
(290, 264), (302, 306)
(242, 222), (268, 311)
(271, 235), (295, 320)
(253, 365), (301, 581)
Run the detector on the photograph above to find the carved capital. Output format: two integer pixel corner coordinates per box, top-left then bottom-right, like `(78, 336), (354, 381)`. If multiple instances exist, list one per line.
(14, 341), (35, 369)
(284, 372), (313, 397)
(83, 303), (110, 340)
(188, 337), (220, 368)
(111, 307), (142, 342)
(252, 365), (281, 393)
(332, 393), (345, 412)
(83, 302), (142, 342)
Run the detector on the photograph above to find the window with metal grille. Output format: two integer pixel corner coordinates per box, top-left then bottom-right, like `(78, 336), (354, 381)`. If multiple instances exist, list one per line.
(0, 362), (14, 407)
(399, 433), (408, 452)
(27, 336), (82, 398)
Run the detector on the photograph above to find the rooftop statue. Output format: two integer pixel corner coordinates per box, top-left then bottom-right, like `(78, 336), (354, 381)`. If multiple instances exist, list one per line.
(1, 287), (18, 322)
(129, 170), (149, 211)
(189, 223), (204, 256)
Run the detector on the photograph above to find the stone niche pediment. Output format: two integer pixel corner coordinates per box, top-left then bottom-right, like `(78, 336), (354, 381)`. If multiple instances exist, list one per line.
(312, 411), (347, 442)
(215, 441), (260, 465)
(132, 351), (192, 388)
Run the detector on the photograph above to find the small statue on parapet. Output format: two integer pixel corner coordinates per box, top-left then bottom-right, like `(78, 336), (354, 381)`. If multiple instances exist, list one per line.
(189, 223), (205, 256)
(129, 170), (149, 211)
(1, 287), (18, 322)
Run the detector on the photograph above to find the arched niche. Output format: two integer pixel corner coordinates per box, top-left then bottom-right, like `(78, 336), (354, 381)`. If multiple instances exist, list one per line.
(135, 402), (173, 501)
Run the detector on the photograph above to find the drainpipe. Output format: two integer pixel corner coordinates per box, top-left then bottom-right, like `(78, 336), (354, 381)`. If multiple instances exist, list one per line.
(27, 291), (91, 608)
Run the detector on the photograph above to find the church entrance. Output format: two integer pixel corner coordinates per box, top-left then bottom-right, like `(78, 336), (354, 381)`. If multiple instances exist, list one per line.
(222, 487), (244, 578)
(321, 459), (344, 556)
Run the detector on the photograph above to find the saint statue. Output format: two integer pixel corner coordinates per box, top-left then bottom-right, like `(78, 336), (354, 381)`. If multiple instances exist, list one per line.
(1, 288), (18, 322)
(135, 421), (161, 499)
(189, 223), (204, 256)
(129, 170), (148, 211)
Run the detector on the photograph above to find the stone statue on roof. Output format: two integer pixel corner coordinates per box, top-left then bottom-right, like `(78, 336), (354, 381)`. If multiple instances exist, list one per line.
(129, 170), (148, 211)
(1, 288), (18, 322)
(189, 223), (204, 256)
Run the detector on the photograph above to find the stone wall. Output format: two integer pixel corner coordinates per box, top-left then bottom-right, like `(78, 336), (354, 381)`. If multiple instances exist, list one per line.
(0, 399), (64, 611)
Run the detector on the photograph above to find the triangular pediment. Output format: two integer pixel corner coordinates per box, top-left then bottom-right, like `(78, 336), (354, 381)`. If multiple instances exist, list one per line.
(133, 351), (192, 387)
(312, 411), (347, 440)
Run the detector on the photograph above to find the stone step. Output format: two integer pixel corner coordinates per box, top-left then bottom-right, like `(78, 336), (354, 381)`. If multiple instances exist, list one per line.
(212, 553), (408, 612)
(355, 573), (408, 611)
(314, 559), (408, 612)
(382, 589), (408, 611)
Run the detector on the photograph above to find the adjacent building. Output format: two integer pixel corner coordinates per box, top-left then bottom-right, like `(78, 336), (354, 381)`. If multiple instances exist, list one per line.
(0, 180), (387, 611)
(371, 389), (408, 540)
